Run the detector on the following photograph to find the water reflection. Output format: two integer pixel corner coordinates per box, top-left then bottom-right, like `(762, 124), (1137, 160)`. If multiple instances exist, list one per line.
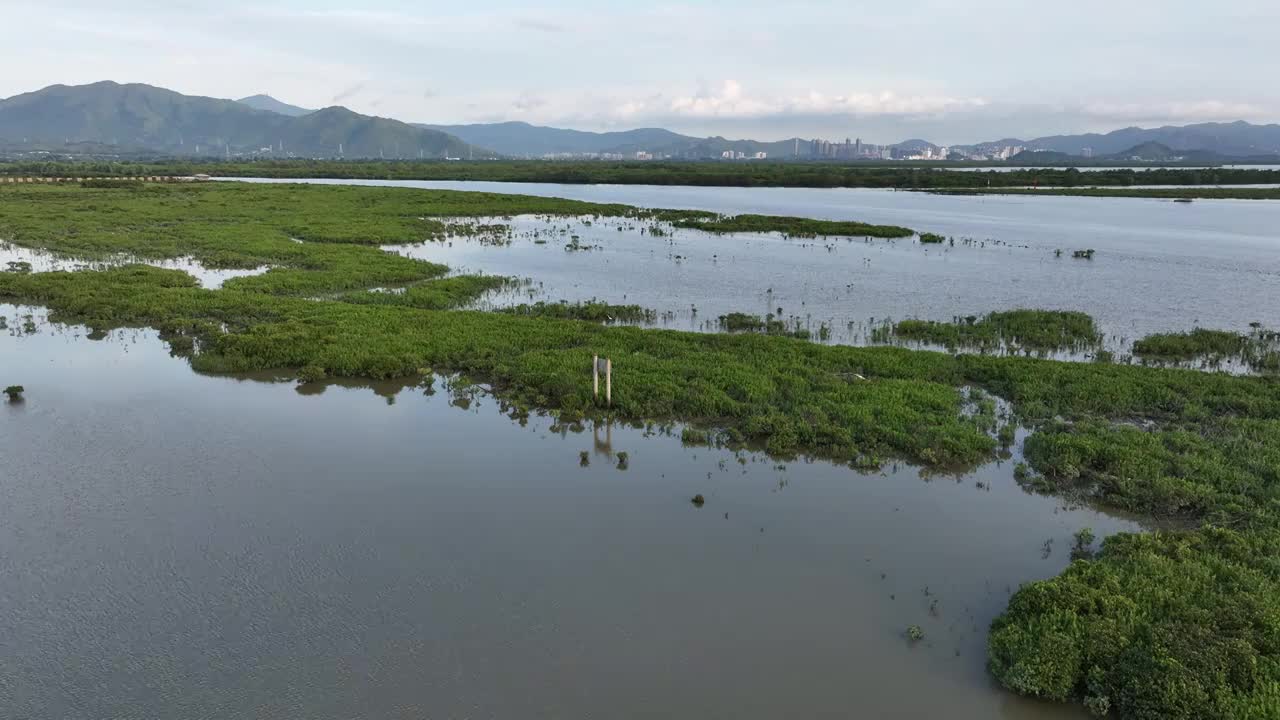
(2, 303), (1139, 718)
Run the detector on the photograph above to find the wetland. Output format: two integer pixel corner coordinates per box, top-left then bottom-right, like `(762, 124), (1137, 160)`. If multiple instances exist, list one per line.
(3, 181), (1279, 719)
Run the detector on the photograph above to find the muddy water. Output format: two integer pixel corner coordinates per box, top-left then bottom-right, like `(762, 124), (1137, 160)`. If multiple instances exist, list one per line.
(2, 304), (1138, 719)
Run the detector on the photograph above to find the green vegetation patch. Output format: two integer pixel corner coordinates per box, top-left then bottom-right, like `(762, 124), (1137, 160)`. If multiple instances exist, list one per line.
(669, 213), (914, 239)
(338, 275), (511, 311)
(717, 312), (811, 339)
(1134, 327), (1280, 373)
(874, 310), (1102, 353)
(500, 301), (657, 324)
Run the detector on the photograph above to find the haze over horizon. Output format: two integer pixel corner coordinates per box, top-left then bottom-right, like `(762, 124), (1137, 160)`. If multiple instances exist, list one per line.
(6, 1), (1280, 145)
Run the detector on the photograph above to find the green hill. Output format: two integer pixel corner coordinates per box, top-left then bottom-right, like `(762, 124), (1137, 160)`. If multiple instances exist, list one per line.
(0, 81), (489, 159)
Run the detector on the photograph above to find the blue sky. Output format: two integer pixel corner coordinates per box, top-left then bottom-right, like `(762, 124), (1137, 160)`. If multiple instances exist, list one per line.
(5, 0), (1278, 143)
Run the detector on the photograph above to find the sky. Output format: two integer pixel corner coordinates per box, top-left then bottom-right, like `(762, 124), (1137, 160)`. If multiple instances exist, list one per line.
(3, 0), (1278, 144)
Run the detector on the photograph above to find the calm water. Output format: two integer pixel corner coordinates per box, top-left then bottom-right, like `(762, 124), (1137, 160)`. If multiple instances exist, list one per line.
(233, 179), (1280, 349)
(0, 304), (1138, 719)
(0, 241), (271, 289)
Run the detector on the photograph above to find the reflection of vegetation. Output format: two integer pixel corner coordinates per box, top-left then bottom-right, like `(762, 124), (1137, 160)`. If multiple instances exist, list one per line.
(873, 310), (1102, 353)
(5, 182), (1280, 718)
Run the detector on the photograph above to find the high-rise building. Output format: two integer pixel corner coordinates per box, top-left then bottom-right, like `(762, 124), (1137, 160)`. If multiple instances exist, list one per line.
(855, 138), (862, 157)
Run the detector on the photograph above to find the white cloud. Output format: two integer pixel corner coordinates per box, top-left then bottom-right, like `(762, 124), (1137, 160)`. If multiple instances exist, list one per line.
(499, 81), (989, 126)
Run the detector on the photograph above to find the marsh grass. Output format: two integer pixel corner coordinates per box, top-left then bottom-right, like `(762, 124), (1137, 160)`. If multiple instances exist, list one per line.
(501, 301), (656, 324)
(668, 213), (915, 239)
(874, 310), (1103, 354)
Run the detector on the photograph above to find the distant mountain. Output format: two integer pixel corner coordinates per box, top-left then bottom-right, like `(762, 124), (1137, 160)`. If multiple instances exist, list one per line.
(417, 121), (683, 156)
(996, 121), (1280, 158)
(236, 94), (313, 117)
(419, 120), (808, 159)
(0, 82), (490, 159)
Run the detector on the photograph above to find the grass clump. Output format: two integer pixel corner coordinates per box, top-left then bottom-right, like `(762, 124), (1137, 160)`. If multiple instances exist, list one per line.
(1134, 327), (1280, 372)
(1134, 328), (1249, 358)
(669, 213), (915, 239)
(876, 310), (1102, 353)
(717, 312), (810, 339)
(338, 275), (510, 311)
(501, 301), (656, 324)
(681, 427), (711, 445)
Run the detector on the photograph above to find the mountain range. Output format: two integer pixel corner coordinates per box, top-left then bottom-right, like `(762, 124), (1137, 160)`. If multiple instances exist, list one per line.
(1, 81), (1278, 162)
(0, 82), (489, 159)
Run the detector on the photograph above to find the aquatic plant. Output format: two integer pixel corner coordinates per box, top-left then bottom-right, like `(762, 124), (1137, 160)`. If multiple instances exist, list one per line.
(907, 625), (924, 642)
(501, 301), (656, 324)
(5, 261), (32, 273)
(681, 428), (710, 445)
(1071, 249), (1095, 260)
(716, 312), (810, 339)
(578, 450), (590, 467)
(615, 451), (629, 470)
(669, 213), (915, 239)
(1133, 328), (1250, 359)
(691, 494), (705, 507)
(1133, 327), (1280, 372)
(918, 232), (945, 244)
(3, 385), (23, 401)
(880, 310), (1102, 353)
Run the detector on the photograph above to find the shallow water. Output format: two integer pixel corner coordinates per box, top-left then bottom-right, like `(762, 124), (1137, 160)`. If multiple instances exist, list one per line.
(235, 179), (1280, 348)
(0, 303), (1137, 719)
(0, 241), (270, 289)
